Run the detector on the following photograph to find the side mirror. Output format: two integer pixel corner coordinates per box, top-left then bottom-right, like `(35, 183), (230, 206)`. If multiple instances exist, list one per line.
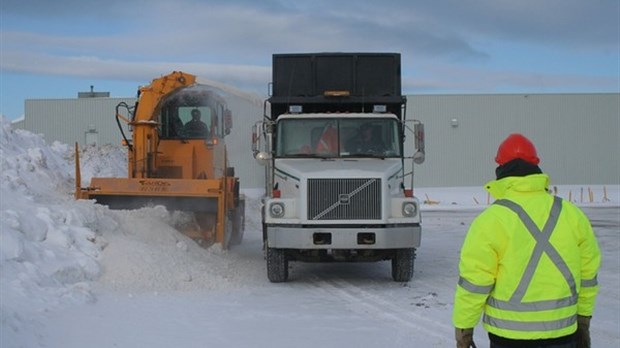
(251, 122), (261, 154)
(224, 109), (233, 135)
(413, 151), (425, 164)
(252, 120), (273, 166)
(413, 122), (425, 164)
(255, 151), (271, 166)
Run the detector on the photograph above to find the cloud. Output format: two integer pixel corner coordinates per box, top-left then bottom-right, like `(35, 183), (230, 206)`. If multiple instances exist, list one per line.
(1, 0), (145, 17)
(1, 1), (490, 61)
(379, 0), (619, 48)
(1, 0), (617, 96)
(1, 51), (270, 95)
(0, 1), (491, 77)
(404, 64), (618, 93)
(4, 0), (617, 48)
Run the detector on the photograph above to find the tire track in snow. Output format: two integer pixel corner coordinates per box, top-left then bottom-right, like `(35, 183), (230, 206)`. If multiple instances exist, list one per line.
(306, 275), (450, 341)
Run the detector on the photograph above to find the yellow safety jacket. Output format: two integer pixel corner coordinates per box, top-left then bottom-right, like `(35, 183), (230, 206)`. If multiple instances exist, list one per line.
(452, 174), (601, 340)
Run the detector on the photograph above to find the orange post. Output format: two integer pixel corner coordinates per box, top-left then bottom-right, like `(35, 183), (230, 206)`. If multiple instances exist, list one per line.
(74, 142), (81, 199)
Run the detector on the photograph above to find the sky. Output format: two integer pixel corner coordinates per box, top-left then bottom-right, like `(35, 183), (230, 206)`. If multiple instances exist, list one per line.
(1, 0), (619, 120)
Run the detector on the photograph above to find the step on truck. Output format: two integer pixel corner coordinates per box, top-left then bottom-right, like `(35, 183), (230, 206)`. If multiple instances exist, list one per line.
(252, 53), (425, 282)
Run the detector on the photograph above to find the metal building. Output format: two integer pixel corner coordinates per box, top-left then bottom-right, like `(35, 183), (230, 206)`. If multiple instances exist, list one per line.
(23, 96), (135, 147)
(406, 93), (619, 186)
(17, 93), (619, 188)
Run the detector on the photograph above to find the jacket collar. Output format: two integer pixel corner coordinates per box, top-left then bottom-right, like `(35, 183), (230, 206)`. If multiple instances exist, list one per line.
(485, 173), (550, 200)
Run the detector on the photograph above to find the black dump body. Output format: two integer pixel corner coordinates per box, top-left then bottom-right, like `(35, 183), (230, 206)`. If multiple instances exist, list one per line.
(269, 53), (406, 120)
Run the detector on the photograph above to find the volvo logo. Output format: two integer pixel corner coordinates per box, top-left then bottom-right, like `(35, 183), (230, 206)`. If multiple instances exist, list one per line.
(338, 193), (351, 205)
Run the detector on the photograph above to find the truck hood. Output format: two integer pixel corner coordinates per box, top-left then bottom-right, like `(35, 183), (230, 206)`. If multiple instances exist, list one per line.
(274, 158), (402, 182)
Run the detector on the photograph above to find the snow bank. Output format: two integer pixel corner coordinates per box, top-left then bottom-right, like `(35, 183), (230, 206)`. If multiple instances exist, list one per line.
(0, 117), (270, 346)
(0, 117), (112, 343)
(72, 144), (127, 186)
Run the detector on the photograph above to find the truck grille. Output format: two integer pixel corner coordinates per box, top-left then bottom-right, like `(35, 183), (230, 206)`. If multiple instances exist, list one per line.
(308, 178), (381, 220)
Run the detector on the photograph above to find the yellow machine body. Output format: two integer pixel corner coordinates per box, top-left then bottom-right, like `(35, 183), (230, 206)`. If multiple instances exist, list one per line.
(76, 71), (244, 248)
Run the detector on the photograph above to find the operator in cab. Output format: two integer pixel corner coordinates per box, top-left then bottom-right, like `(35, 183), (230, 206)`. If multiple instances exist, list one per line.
(183, 109), (209, 137)
(347, 123), (386, 154)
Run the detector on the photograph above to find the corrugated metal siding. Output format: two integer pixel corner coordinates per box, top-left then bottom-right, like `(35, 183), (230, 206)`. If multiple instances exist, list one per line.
(21, 93), (619, 188)
(407, 93), (620, 186)
(24, 98), (135, 147)
(220, 94), (265, 189)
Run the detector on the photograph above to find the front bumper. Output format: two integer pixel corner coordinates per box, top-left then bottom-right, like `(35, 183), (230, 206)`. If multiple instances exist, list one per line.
(266, 224), (421, 249)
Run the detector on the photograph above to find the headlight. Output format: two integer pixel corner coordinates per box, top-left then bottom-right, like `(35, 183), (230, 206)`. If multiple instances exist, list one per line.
(269, 202), (285, 218)
(402, 202), (417, 217)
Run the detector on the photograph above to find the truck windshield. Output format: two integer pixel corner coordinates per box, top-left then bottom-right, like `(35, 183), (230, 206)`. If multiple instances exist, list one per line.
(276, 118), (402, 158)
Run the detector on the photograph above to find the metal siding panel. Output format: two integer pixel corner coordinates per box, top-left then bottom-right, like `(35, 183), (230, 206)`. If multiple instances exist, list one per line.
(220, 94), (265, 189)
(408, 94), (619, 187)
(25, 98), (134, 146)
(23, 93), (619, 189)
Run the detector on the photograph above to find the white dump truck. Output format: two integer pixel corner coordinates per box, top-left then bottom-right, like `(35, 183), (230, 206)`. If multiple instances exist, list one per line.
(252, 53), (425, 282)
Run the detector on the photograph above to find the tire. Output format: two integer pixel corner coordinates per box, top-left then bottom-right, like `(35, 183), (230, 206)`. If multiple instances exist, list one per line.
(229, 201), (245, 246)
(222, 212), (234, 250)
(267, 247), (288, 283)
(392, 248), (415, 282)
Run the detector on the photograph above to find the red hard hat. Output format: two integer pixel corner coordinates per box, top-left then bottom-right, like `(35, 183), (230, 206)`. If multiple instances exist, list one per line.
(495, 133), (540, 165)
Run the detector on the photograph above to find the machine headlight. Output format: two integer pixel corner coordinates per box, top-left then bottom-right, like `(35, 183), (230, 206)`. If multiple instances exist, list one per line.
(402, 202), (417, 217)
(269, 202), (285, 218)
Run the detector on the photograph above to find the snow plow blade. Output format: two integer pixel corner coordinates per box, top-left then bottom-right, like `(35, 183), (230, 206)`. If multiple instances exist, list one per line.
(76, 176), (244, 249)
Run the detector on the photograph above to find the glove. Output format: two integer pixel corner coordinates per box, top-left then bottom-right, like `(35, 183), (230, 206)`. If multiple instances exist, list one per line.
(455, 327), (476, 348)
(576, 315), (591, 348)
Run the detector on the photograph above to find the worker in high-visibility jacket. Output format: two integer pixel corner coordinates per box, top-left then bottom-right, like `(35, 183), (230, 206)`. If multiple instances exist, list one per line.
(315, 124), (338, 155)
(452, 133), (601, 348)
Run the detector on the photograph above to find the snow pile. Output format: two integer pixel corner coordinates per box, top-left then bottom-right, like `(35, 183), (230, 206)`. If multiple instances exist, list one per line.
(0, 117), (110, 342)
(92, 204), (262, 293)
(0, 117), (257, 346)
(72, 144), (127, 186)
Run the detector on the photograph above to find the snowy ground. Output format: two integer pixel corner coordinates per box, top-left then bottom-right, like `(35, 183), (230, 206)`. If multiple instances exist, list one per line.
(1, 116), (619, 347)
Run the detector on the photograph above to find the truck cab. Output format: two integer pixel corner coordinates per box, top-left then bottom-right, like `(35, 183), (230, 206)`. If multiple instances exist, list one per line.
(253, 53), (425, 282)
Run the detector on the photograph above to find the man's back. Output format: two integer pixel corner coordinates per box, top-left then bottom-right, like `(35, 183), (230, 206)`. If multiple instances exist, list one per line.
(183, 120), (208, 137)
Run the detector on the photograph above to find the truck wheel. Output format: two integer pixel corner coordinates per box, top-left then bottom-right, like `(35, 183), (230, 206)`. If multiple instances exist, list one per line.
(391, 248), (415, 282)
(267, 247), (288, 283)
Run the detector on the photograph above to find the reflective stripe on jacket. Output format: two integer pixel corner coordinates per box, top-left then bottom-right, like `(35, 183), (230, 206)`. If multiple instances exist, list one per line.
(452, 174), (601, 340)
